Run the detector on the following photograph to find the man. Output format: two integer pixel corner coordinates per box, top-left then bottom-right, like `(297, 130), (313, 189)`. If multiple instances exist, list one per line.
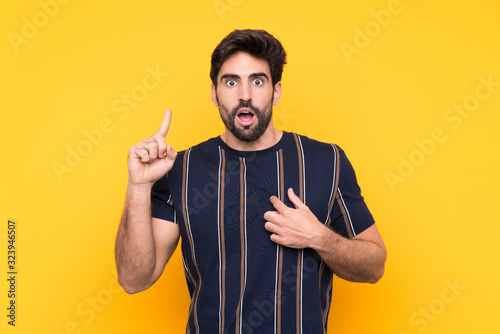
(115, 29), (386, 333)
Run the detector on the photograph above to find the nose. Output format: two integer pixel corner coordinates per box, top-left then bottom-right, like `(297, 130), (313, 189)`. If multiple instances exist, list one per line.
(238, 82), (252, 102)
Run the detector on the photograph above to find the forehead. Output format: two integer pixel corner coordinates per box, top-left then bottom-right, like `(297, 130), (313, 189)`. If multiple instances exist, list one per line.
(218, 52), (271, 80)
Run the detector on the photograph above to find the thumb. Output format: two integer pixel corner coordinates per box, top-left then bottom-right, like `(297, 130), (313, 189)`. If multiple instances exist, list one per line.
(163, 144), (178, 165)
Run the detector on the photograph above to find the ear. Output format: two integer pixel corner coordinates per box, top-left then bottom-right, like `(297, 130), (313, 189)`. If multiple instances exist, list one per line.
(272, 81), (282, 106)
(211, 84), (219, 106)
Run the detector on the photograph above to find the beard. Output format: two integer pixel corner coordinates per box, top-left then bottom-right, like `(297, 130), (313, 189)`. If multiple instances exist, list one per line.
(218, 98), (273, 142)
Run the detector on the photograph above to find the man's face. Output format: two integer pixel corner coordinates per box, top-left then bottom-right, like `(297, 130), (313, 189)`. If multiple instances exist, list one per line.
(211, 52), (281, 142)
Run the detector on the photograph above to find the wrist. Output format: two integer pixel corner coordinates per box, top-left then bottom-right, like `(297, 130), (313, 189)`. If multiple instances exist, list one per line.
(127, 181), (153, 198)
(311, 224), (340, 253)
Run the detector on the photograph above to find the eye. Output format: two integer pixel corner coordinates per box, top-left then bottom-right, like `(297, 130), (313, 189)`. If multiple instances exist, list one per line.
(253, 78), (263, 86)
(226, 79), (237, 87)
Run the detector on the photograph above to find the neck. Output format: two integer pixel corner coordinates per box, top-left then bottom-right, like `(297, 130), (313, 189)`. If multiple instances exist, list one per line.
(221, 125), (283, 151)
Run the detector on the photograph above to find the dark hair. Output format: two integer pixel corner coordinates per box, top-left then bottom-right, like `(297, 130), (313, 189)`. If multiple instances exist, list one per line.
(210, 29), (287, 88)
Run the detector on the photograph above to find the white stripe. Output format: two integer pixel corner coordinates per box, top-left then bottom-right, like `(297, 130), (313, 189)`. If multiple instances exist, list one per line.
(323, 144), (337, 225)
(338, 188), (356, 237)
(181, 251), (195, 285)
(217, 146), (223, 334)
(274, 243), (279, 334)
(296, 135), (305, 333)
(274, 151), (280, 334)
(276, 151), (280, 196)
(323, 279), (333, 332)
(319, 145), (337, 277)
(239, 158), (248, 334)
(184, 149), (200, 333)
(318, 261), (324, 278)
(300, 251), (304, 334)
(297, 135), (306, 204)
(181, 250), (196, 334)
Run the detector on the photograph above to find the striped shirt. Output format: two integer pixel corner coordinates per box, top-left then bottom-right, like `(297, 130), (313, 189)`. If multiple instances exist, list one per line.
(152, 131), (374, 334)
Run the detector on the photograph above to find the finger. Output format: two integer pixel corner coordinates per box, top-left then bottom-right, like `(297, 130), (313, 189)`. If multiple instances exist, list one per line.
(264, 221), (278, 233)
(158, 108), (172, 137)
(139, 150), (151, 163)
(269, 233), (282, 245)
(263, 210), (280, 223)
(163, 144), (178, 164)
(136, 141), (159, 160)
(287, 188), (305, 209)
(155, 133), (167, 157)
(130, 147), (150, 163)
(269, 195), (289, 213)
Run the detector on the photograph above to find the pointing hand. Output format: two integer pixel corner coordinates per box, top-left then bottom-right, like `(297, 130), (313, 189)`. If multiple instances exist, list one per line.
(127, 108), (178, 186)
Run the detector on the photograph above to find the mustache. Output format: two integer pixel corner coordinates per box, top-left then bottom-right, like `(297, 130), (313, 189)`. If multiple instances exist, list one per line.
(231, 101), (260, 117)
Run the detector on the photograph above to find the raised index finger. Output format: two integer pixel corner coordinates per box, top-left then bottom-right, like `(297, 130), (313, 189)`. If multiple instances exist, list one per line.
(158, 108), (172, 137)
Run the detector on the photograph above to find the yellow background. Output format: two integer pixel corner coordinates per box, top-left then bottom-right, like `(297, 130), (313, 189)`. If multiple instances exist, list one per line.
(1, 0), (499, 333)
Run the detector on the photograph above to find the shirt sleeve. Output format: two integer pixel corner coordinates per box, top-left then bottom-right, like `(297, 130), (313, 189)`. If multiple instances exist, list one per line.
(330, 146), (374, 238)
(151, 174), (176, 223)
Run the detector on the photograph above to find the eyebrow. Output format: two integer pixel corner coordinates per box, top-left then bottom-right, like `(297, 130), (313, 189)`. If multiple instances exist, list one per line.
(249, 72), (269, 80)
(220, 72), (269, 82)
(220, 73), (240, 81)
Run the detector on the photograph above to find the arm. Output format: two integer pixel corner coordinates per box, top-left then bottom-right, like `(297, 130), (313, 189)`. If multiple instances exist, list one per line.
(314, 222), (386, 283)
(115, 109), (179, 294)
(115, 185), (180, 293)
(263, 188), (386, 284)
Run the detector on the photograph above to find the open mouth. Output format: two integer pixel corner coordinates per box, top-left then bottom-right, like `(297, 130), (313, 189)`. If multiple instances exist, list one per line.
(236, 108), (256, 126)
